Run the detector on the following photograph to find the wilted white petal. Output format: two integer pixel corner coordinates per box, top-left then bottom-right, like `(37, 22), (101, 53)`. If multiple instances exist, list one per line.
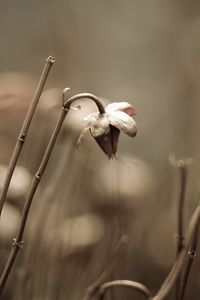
(77, 101), (137, 158)
(89, 114), (110, 137)
(108, 111), (137, 137)
(106, 102), (136, 116)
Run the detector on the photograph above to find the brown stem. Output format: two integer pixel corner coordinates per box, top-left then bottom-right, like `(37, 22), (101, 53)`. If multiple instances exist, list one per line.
(0, 56), (55, 216)
(179, 212), (199, 300)
(177, 166), (187, 254)
(0, 107), (68, 295)
(152, 206), (200, 300)
(0, 91), (106, 295)
(96, 206), (200, 300)
(64, 92), (105, 115)
(176, 166), (187, 299)
(98, 280), (152, 300)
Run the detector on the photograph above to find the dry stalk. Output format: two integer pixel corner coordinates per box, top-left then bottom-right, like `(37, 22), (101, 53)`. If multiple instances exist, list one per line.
(0, 90), (106, 295)
(98, 280), (152, 300)
(176, 164), (187, 299)
(95, 206), (200, 300)
(0, 56), (55, 216)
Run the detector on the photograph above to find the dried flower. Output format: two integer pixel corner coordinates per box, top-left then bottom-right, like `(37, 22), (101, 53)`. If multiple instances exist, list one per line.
(77, 102), (137, 158)
(169, 153), (194, 169)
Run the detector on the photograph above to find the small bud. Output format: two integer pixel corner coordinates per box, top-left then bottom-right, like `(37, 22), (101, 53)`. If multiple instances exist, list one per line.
(169, 153), (194, 169)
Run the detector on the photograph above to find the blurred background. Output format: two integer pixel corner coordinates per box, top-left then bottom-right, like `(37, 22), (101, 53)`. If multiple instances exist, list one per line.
(0, 0), (200, 299)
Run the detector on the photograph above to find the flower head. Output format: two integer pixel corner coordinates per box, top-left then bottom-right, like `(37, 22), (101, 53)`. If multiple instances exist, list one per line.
(77, 101), (137, 158)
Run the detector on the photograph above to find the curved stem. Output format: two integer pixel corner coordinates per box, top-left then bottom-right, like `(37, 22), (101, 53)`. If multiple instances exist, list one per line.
(96, 206), (200, 300)
(63, 92), (105, 115)
(0, 55), (55, 217)
(0, 91), (106, 295)
(98, 280), (152, 300)
(0, 108), (68, 295)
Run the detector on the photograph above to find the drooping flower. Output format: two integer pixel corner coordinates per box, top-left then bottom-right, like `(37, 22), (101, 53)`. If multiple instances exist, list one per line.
(77, 102), (137, 159)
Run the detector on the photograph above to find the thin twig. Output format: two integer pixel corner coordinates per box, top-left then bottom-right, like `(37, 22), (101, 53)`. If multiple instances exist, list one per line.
(96, 206), (200, 300)
(176, 165), (187, 299)
(152, 206), (200, 300)
(0, 91), (106, 295)
(0, 108), (68, 295)
(64, 92), (105, 115)
(83, 236), (128, 300)
(179, 210), (199, 300)
(98, 280), (152, 300)
(0, 55), (55, 217)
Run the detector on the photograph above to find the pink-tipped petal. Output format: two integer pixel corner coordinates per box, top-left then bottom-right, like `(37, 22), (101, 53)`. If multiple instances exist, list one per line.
(106, 102), (136, 116)
(108, 111), (137, 137)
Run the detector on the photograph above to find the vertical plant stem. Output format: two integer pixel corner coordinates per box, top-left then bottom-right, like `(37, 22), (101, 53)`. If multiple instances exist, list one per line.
(179, 212), (199, 299)
(0, 56), (55, 216)
(0, 92), (106, 295)
(0, 107), (68, 295)
(176, 166), (187, 300)
(153, 206), (200, 300)
(177, 166), (187, 253)
(96, 206), (200, 300)
(83, 236), (128, 300)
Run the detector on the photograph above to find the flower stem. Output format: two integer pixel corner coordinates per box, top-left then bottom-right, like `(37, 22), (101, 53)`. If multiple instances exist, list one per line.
(0, 107), (68, 295)
(0, 90), (106, 295)
(0, 56), (55, 217)
(152, 206), (200, 300)
(96, 206), (200, 300)
(176, 165), (187, 299)
(177, 166), (187, 253)
(64, 92), (105, 115)
(98, 280), (152, 300)
(179, 211), (199, 299)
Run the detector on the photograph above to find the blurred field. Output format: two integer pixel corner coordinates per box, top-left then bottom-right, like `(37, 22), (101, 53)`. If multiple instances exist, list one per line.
(0, 1), (200, 299)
